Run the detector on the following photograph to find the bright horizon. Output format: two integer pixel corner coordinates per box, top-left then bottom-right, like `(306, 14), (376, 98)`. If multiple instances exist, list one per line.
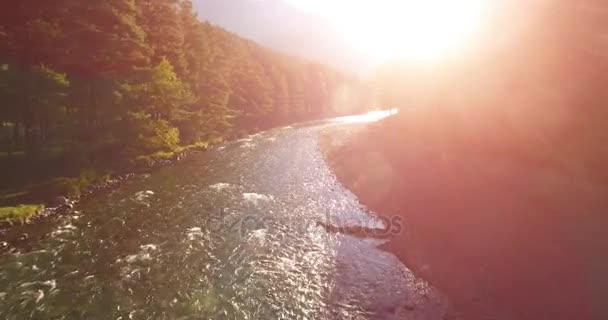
(284, 0), (492, 65)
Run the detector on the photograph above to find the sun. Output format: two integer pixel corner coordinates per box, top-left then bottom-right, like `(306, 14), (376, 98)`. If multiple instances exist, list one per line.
(286, 0), (491, 64)
(336, 0), (491, 63)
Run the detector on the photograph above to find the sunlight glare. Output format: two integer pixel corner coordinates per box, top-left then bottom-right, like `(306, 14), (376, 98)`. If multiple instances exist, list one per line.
(285, 0), (491, 64)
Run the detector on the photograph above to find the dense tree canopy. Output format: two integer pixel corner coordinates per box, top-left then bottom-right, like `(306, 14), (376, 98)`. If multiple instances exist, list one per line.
(0, 0), (368, 182)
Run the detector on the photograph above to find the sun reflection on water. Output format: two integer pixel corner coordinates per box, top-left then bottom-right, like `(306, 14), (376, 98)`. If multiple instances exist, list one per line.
(334, 109), (399, 124)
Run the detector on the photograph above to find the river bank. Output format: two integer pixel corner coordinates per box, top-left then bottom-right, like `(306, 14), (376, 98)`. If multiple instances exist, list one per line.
(320, 119), (608, 320)
(0, 141), (215, 226)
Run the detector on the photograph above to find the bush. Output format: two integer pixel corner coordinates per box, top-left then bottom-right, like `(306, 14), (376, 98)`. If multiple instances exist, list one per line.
(133, 155), (153, 169)
(176, 141), (209, 153)
(49, 177), (82, 198)
(47, 170), (109, 198)
(126, 111), (180, 153)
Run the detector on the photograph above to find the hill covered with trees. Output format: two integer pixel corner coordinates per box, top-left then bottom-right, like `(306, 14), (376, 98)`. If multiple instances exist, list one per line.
(0, 0), (369, 207)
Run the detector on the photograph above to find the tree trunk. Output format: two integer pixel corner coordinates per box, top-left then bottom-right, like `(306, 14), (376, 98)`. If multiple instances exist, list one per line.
(12, 122), (20, 154)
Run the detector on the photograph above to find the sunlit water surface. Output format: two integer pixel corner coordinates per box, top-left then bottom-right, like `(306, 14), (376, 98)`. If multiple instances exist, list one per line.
(0, 118), (445, 319)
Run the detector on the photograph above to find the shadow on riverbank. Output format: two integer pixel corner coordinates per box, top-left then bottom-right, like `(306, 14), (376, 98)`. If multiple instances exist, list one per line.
(320, 119), (608, 320)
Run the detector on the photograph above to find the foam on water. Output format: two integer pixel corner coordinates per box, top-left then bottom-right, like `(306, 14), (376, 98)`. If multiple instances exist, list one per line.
(132, 190), (155, 206)
(119, 243), (158, 265)
(248, 133), (261, 139)
(140, 244), (158, 251)
(246, 229), (267, 246)
(209, 182), (233, 192)
(242, 193), (274, 205)
(186, 227), (204, 241)
(51, 223), (78, 238)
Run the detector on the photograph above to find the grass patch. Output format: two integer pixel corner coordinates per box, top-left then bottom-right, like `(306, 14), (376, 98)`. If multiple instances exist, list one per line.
(1, 139), (217, 214)
(0, 204), (45, 224)
(133, 141), (212, 170)
(46, 170), (111, 198)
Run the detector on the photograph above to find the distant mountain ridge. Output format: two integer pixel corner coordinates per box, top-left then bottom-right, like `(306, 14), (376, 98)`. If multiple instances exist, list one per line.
(193, 0), (369, 74)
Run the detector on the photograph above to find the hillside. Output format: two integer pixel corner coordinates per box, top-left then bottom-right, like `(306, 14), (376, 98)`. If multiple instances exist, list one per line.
(193, 0), (369, 73)
(0, 0), (369, 213)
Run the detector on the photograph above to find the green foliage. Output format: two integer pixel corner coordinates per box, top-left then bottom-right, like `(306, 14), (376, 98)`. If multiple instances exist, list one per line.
(0, 0), (369, 200)
(47, 170), (109, 198)
(126, 58), (193, 120)
(79, 169), (109, 186)
(0, 204), (45, 224)
(49, 178), (83, 198)
(133, 151), (174, 170)
(126, 111), (180, 153)
(132, 155), (155, 170)
(178, 141), (210, 152)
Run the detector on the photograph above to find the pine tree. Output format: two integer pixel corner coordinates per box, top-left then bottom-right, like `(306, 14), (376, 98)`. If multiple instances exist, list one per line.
(136, 0), (187, 77)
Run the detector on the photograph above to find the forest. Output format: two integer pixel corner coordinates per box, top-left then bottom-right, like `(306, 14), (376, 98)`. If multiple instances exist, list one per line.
(0, 0), (369, 207)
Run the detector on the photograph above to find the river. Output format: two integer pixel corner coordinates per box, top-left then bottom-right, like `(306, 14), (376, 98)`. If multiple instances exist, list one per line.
(0, 116), (447, 319)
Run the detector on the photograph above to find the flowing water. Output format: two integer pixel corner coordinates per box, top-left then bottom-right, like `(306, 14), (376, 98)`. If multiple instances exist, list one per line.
(0, 118), (447, 319)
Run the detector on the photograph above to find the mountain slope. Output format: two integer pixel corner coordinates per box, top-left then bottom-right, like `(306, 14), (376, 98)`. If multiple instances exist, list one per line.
(193, 0), (369, 73)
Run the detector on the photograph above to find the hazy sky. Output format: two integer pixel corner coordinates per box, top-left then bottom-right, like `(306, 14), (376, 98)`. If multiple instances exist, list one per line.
(193, 0), (372, 74)
(194, 0), (492, 74)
